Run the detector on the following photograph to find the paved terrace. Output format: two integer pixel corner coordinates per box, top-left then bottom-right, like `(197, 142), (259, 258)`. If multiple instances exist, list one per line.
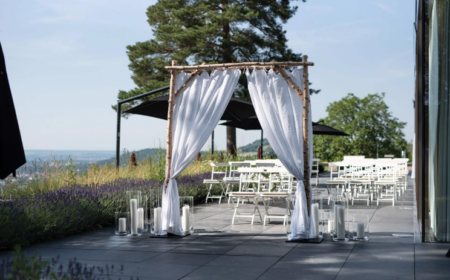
(1, 173), (449, 279)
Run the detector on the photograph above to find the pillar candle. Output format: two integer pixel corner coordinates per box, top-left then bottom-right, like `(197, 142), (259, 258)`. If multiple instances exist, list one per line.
(356, 222), (365, 239)
(334, 204), (339, 232)
(337, 206), (345, 239)
(119, 218), (126, 233)
(137, 208), (144, 229)
(182, 205), (190, 233)
(328, 219), (334, 233)
(154, 207), (162, 233)
(311, 203), (320, 238)
(130, 199), (138, 235)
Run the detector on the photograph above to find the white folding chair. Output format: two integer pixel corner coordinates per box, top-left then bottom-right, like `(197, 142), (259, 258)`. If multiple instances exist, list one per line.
(204, 162), (228, 203)
(229, 192), (262, 225)
(259, 192), (289, 225)
(311, 158), (320, 186)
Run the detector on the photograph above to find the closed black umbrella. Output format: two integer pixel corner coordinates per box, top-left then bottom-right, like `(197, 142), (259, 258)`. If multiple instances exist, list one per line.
(0, 42), (26, 179)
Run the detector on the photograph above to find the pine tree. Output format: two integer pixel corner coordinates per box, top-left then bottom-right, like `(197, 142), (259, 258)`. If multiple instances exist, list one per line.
(114, 0), (308, 155)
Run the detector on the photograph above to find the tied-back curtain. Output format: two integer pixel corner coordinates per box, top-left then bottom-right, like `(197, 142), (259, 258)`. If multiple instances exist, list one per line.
(246, 68), (314, 240)
(428, 0), (438, 234)
(161, 69), (240, 235)
(428, 0), (450, 242)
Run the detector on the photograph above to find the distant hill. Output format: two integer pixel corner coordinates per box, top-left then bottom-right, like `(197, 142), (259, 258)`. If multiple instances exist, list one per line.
(24, 150), (115, 163)
(96, 139), (274, 166)
(238, 138), (273, 154)
(96, 148), (164, 166)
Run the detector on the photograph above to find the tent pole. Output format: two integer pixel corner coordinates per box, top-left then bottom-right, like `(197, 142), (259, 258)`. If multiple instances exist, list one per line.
(164, 60), (177, 192)
(116, 103), (121, 169)
(211, 130), (214, 160)
(261, 130), (263, 158)
(302, 55), (311, 216)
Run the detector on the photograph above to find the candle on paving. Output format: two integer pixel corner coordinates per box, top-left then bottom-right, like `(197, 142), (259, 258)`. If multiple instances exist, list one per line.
(182, 205), (190, 233)
(356, 222), (365, 239)
(336, 206), (345, 239)
(137, 208), (144, 229)
(311, 203), (320, 238)
(154, 207), (162, 233)
(328, 219), (334, 233)
(334, 204), (339, 233)
(118, 218), (126, 233)
(130, 199), (138, 235)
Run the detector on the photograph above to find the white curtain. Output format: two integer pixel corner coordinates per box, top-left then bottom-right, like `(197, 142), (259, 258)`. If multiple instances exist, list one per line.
(246, 67), (314, 240)
(428, 0), (438, 232)
(161, 69), (241, 235)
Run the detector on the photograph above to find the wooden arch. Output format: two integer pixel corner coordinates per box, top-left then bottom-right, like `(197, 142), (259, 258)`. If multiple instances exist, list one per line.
(164, 56), (314, 213)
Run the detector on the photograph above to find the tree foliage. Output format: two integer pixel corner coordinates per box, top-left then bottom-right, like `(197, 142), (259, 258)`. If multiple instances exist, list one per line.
(113, 0), (309, 112)
(314, 93), (407, 162)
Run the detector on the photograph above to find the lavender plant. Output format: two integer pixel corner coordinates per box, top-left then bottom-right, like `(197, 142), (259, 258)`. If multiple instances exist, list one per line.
(0, 173), (210, 250)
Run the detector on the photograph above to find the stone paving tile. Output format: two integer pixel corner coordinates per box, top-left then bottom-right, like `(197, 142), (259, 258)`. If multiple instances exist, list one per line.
(170, 244), (236, 255)
(143, 252), (220, 266)
(181, 265), (268, 280)
(414, 243), (450, 280)
(79, 250), (160, 263)
(23, 248), (107, 261)
(184, 237), (249, 247)
(336, 242), (414, 280)
(206, 255), (279, 268)
(258, 266), (340, 280)
(119, 263), (200, 279)
(110, 242), (179, 253)
(225, 245), (294, 257)
(30, 240), (126, 250)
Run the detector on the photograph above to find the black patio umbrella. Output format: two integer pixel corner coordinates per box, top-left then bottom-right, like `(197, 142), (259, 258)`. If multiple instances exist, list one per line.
(125, 95), (256, 122)
(220, 117), (349, 136)
(219, 117), (348, 156)
(0, 42), (26, 179)
(125, 95), (256, 155)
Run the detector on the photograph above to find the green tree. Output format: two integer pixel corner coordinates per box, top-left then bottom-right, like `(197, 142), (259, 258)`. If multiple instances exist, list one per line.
(314, 93), (407, 162)
(113, 0), (309, 155)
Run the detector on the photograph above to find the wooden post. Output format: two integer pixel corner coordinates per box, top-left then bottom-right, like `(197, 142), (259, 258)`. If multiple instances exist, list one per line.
(302, 55), (311, 216)
(165, 60), (177, 191)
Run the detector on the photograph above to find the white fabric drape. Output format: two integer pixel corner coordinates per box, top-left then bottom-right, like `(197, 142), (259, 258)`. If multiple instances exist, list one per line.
(428, 0), (438, 232)
(161, 69), (241, 235)
(246, 67), (314, 240)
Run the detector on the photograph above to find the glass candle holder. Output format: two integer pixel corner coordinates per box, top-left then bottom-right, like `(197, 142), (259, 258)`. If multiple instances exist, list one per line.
(353, 214), (370, 241)
(311, 190), (323, 239)
(179, 196), (194, 235)
(140, 194), (149, 233)
(126, 191), (142, 236)
(330, 193), (349, 242)
(150, 189), (163, 236)
(323, 210), (333, 235)
(285, 194), (309, 240)
(115, 212), (129, 236)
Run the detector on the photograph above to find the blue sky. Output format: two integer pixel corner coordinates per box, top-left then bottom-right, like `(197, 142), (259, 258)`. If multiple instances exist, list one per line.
(0, 0), (415, 152)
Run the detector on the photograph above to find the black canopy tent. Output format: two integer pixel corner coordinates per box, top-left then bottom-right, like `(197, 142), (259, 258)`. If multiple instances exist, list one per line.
(0, 42), (26, 179)
(219, 116), (349, 156)
(116, 87), (256, 167)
